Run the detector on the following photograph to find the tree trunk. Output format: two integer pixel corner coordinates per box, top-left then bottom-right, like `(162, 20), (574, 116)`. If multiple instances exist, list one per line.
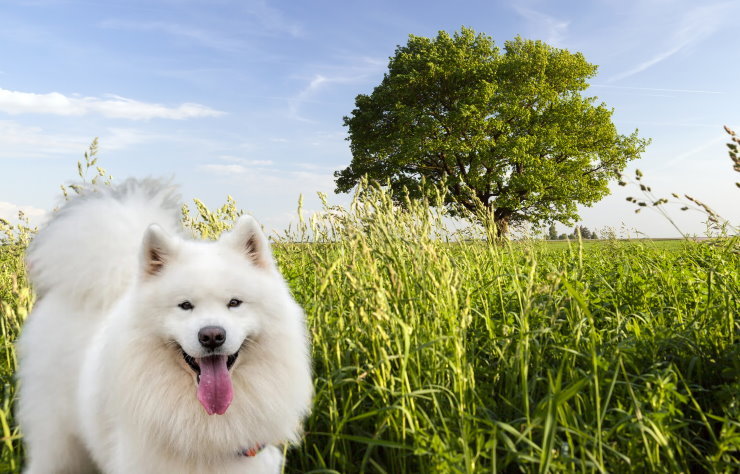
(482, 207), (511, 241)
(493, 216), (509, 238)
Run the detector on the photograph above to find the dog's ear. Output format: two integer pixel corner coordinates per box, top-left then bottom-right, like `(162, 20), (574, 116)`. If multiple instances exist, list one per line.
(140, 224), (175, 276)
(221, 215), (274, 270)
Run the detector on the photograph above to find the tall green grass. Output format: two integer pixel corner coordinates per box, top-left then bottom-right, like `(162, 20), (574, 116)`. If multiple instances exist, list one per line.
(0, 218), (32, 473)
(1, 184), (738, 473)
(277, 185), (739, 472)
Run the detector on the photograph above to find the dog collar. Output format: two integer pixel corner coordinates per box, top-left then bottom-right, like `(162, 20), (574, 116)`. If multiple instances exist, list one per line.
(238, 443), (266, 457)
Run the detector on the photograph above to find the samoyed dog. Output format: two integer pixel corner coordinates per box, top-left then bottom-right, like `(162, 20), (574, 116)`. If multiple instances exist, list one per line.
(17, 179), (313, 473)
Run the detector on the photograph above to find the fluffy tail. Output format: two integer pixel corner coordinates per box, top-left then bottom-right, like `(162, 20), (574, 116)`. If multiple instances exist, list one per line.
(26, 179), (182, 310)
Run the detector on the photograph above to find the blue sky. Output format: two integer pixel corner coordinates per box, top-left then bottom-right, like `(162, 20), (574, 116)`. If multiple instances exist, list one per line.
(1, 0), (738, 237)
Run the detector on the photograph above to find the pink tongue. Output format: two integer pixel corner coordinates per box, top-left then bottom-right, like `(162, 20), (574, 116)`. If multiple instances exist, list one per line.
(196, 355), (233, 415)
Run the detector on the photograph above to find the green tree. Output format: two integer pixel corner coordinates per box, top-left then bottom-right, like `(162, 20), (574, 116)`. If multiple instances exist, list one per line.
(335, 27), (649, 236)
(548, 223), (558, 240)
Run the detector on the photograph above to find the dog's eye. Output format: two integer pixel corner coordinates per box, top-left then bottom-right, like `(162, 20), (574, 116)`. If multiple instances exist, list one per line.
(178, 301), (194, 310)
(227, 298), (242, 308)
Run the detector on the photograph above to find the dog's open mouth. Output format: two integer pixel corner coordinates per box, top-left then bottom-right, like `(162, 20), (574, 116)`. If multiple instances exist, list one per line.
(180, 349), (239, 416)
(181, 350), (239, 378)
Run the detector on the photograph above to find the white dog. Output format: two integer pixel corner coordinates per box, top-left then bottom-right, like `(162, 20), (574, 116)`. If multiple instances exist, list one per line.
(17, 179), (313, 473)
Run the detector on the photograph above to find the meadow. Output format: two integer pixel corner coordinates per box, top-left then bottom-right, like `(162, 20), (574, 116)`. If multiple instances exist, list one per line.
(1, 184), (738, 473)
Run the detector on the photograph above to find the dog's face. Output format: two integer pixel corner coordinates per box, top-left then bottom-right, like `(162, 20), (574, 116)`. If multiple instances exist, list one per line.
(134, 216), (281, 415)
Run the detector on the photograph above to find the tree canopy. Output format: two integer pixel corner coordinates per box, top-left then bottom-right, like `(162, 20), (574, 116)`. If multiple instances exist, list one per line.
(335, 27), (649, 236)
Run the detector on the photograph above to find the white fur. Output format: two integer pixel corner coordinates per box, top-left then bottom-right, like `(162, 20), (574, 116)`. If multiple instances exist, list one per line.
(17, 179), (313, 474)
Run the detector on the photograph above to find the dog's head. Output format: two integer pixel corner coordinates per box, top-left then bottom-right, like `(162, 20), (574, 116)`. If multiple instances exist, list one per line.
(135, 215), (284, 415)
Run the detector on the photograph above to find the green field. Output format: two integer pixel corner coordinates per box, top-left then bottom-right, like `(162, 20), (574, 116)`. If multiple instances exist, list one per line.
(541, 239), (689, 252)
(1, 187), (738, 473)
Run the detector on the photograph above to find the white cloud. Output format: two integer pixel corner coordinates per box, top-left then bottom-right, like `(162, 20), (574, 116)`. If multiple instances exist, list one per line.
(284, 56), (387, 122)
(0, 88), (224, 120)
(0, 122), (181, 158)
(198, 157), (341, 234)
(100, 0), (303, 46)
(610, 45), (684, 82)
(200, 156), (277, 175)
(0, 121), (89, 158)
(219, 155), (274, 166)
(656, 135), (729, 170)
(201, 160), (335, 191)
(98, 128), (163, 150)
(251, 180), (341, 234)
(512, 6), (569, 45)
(287, 75), (330, 123)
(100, 20), (247, 52)
(610, 2), (736, 82)
(242, 0), (303, 38)
(0, 201), (47, 225)
(288, 72), (369, 122)
(201, 164), (250, 175)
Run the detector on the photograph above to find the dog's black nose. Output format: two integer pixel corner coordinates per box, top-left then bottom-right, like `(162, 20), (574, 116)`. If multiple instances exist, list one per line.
(198, 326), (226, 350)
